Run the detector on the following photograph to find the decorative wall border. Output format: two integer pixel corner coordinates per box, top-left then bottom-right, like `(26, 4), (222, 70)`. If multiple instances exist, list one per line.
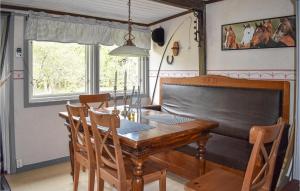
(207, 69), (295, 81)
(149, 70), (199, 78)
(12, 70), (24, 80)
(15, 69), (295, 81)
(149, 69), (295, 81)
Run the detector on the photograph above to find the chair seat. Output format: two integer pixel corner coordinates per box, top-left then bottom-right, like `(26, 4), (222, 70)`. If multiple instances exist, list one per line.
(74, 149), (96, 168)
(185, 169), (244, 191)
(100, 158), (167, 188)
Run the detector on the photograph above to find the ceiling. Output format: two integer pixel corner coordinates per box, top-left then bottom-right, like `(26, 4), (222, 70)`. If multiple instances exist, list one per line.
(1, 0), (188, 24)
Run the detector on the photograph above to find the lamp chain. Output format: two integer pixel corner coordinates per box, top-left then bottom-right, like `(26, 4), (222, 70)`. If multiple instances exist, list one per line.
(128, 0), (133, 41)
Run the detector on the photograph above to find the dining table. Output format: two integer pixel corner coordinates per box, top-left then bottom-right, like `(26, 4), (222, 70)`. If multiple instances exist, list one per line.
(58, 107), (218, 191)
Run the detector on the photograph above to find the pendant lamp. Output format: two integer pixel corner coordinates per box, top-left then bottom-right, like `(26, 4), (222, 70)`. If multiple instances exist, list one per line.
(109, 0), (148, 57)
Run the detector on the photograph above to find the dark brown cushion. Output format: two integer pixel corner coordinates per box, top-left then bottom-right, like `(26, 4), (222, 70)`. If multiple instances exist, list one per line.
(161, 84), (281, 140)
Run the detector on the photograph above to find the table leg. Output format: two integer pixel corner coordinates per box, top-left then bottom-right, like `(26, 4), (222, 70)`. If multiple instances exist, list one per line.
(131, 158), (145, 191)
(196, 135), (210, 176)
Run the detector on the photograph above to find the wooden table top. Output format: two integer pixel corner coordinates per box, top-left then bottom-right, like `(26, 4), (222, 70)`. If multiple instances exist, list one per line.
(59, 108), (218, 156)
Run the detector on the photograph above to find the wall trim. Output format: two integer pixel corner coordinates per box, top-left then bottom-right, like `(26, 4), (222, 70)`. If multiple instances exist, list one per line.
(207, 69), (296, 71)
(9, 14), (16, 174)
(294, 0), (300, 180)
(207, 70), (296, 81)
(149, 69), (200, 71)
(16, 156), (69, 173)
(149, 70), (199, 78)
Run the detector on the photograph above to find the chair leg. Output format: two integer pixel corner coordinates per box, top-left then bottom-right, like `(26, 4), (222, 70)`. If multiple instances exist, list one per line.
(96, 174), (104, 191)
(159, 170), (167, 191)
(88, 169), (95, 191)
(73, 161), (80, 191)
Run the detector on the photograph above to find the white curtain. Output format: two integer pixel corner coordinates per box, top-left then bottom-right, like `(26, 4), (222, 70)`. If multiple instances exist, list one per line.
(0, 13), (12, 173)
(25, 11), (151, 49)
(0, 44), (11, 173)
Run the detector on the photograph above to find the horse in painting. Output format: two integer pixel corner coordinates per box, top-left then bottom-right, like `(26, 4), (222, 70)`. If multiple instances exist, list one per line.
(251, 21), (277, 48)
(223, 26), (239, 49)
(240, 24), (254, 48)
(263, 20), (273, 35)
(273, 17), (296, 47)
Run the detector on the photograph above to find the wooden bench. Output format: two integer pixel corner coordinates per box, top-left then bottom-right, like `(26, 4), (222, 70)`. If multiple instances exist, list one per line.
(147, 75), (290, 190)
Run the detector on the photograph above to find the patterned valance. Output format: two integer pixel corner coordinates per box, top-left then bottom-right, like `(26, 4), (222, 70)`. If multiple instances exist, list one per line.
(25, 11), (151, 49)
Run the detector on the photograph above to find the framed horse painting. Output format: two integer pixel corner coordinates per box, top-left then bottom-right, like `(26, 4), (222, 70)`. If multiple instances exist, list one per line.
(221, 15), (296, 50)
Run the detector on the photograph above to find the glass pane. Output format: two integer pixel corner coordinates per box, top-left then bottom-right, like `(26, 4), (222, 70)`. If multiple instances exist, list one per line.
(31, 41), (87, 96)
(99, 45), (141, 94)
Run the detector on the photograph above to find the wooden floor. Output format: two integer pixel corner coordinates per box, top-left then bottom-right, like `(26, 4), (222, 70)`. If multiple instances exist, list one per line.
(5, 162), (188, 191)
(5, 150), (246, 191)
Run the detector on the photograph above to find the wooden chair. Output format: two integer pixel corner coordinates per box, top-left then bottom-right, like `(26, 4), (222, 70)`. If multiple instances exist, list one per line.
(79, 93), (110, 110)
(185, 118), (285, 191)
(66, 103), (96, 191)
(89, 110), (167, 191)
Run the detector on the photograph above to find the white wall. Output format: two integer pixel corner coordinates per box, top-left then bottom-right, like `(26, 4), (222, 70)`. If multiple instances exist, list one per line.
(206, 0), (295, 75)
(11, 15), (150, 168)
(149, 13), (201, 104)
(12, 16), (70, 167)
(206, 0), (298, 180)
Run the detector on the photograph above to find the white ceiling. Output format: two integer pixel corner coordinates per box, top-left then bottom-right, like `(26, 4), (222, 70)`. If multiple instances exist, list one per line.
(2, 0), (187, 24)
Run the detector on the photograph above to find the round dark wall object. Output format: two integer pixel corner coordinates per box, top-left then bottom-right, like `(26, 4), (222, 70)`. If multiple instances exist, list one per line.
(152, 27), (165, 46)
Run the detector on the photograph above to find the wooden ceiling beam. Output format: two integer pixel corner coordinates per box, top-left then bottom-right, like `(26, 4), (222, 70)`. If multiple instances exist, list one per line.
(0, 4), (148, 27)
(148, 0), (203, 10)
(148, 9), (193, 26)
(203, 0), (225, 4)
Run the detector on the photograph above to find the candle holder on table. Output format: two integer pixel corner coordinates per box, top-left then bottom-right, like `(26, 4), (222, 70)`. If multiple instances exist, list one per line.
(126, 86), (136, 121)
(112, 85), (120, 115)
(121, 85), (128, 117)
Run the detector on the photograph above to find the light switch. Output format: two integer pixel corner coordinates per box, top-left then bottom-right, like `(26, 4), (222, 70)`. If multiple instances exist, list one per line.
(16, 48), (22, 57)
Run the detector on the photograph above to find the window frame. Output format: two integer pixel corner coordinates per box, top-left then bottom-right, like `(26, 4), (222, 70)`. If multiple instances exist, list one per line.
(98, 46), (149, 97)
(24, 41), (149, 107)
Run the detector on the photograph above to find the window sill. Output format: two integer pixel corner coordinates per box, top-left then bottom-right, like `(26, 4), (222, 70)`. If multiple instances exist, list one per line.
(24, 98), (80, 108)
(24, 94), (149, 108)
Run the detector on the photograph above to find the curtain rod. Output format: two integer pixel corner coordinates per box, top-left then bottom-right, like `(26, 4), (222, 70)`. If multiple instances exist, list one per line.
(1, 9), (27, 16)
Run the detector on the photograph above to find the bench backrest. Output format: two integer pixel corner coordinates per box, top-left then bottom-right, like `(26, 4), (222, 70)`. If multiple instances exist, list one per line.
(159, 75), (290, 140)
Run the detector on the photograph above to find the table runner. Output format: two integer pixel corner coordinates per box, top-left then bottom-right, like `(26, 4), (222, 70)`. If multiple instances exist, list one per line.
(142, 114), (195, 125)
(117, 120), (154, 134)
(84, 117), (154, 135)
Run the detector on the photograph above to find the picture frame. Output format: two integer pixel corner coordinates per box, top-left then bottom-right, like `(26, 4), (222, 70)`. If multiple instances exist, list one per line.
(221, 15), (296, 50)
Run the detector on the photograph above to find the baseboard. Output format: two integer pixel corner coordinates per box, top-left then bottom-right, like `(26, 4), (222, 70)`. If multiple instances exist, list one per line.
(16, 156), (70, 173)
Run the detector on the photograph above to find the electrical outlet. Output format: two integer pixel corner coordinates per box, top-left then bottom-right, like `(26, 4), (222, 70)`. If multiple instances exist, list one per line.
(16, 159), (19, 168)
(16, 159), (23, 168)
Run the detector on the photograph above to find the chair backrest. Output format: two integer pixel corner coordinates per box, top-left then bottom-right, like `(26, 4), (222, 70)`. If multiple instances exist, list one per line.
(66, 103), (94, 161)
(79, 93), (110, 110)
(241, 118), (285, 191)
(89, 110), (126, 184)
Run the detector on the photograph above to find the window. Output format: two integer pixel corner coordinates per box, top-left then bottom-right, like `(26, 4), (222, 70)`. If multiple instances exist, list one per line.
(27, 41), (91, 104)
(26, 42), (148, 106)
(99, 45), (147, 95)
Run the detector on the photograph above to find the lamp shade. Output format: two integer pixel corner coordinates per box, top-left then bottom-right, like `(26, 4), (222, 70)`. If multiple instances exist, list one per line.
(109, 45), (149, 57)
